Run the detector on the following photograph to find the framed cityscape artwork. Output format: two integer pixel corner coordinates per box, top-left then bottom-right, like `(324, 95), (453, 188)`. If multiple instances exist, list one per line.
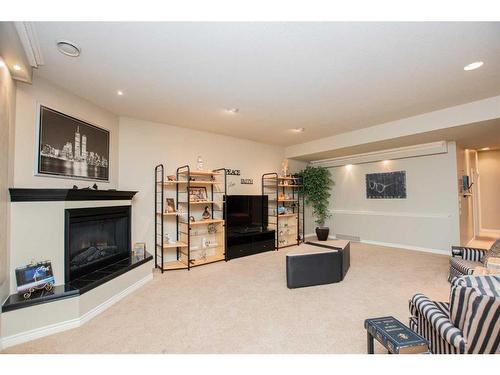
(37, 105), (110, 181)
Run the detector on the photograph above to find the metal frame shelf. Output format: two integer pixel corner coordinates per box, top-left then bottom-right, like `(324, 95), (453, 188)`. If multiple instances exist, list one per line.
(154, 164), (227, 272)
(262, 172), (305, 250)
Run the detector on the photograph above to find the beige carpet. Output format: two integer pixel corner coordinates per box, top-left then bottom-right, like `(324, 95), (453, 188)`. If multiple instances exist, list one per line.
(2, 242), (450, 354)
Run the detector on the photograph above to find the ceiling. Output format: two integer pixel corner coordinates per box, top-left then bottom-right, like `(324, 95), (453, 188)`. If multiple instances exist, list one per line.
(298, 118), (500, 161)
(32, 22), (500, 146)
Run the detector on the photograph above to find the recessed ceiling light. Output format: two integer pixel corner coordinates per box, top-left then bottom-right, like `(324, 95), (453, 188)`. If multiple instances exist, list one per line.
(464, 61), (484, 71)
(117, 90), (124, 96)
(56, 40), (81, 57)
(12, 64), (22, 71)
(224, 108), (239, 114)
(290, 128), (305, 133)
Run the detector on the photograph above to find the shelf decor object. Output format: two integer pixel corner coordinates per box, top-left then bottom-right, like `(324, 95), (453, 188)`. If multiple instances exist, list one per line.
(154, 164), (227, 272)
(261, 172), (305, 250)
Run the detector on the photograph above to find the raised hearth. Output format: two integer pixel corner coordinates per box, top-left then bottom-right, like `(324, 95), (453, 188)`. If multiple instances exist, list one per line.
(2, 252), (152, 313)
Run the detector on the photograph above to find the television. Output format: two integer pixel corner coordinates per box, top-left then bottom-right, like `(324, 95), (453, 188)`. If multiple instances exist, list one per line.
(226, 195), (268, 232)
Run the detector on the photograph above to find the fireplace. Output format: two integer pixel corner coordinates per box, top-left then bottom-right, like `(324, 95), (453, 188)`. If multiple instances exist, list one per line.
(65, 205), (131, 285)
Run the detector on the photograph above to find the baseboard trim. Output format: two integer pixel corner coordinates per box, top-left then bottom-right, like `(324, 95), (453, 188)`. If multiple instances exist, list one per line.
(0, 273), (153, 350)
(359, 239), (448, 256)
(305, 233), (447, 255)
(80, 273), (153, 325)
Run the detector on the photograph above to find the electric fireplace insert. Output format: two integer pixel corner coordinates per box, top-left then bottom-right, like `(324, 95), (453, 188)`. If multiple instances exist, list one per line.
(65, 205), (131, 285)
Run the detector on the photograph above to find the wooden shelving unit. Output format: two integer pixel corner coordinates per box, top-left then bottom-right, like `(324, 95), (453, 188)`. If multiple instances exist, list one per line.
(155, 164), (190, 271)
(154, 164), (227, 272)
(262, 172), (305, 250)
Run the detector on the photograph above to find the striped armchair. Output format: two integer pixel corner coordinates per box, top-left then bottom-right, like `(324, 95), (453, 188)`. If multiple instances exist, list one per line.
(409, 275), (500, 354)
(448, 246), (487, 281)
(449, 239), (500, 282)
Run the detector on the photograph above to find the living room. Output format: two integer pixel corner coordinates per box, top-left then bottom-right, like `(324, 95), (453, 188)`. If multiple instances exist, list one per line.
(1, 2), (499, 373)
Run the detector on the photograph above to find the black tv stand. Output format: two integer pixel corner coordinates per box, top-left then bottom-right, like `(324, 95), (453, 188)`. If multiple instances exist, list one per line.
(232, 226), (263, 234)
(227, 229), (276, 260)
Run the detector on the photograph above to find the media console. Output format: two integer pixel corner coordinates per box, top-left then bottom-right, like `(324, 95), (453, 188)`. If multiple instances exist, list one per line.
(227, 229), (276, 260)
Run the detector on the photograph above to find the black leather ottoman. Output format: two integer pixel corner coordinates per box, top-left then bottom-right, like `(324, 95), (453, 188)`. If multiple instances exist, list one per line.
(286, 240), (350, 289)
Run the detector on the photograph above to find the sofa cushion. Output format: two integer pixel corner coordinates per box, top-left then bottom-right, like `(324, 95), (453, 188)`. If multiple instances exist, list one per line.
(449, 275), (500, 331)
(450, 257), (477, 276)
(452, 274), (500, 295)
(462, 290), (500, 353)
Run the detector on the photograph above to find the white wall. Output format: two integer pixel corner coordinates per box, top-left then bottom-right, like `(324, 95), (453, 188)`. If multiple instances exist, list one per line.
(478, 150), (500, 232)
(118, 117), (305, 260)
(325, 142), (460, 253)
(0, 56), (16, 326)
(13, 74), (119, 188)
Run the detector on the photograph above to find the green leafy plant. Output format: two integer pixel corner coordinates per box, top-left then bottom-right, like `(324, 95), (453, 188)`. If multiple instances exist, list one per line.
(297, 166), (333, 226)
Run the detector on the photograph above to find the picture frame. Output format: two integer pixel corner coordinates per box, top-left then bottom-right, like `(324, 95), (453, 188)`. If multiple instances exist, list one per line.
(133, 242), (146, 257)
(189, 186), (208, 202)
(165, 198), (176, 213)
(365, 171), (407, 199)
(37, 105), (110, 181)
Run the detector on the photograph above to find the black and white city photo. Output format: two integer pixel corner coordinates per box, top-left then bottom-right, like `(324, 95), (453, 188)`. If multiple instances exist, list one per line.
(38, 106), (110, 181)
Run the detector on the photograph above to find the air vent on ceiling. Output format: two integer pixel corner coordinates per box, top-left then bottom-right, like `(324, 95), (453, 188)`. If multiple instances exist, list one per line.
(56, 40), (81, 57)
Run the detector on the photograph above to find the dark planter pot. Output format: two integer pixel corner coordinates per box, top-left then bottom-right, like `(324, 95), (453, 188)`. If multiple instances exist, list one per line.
(315, 227), (329, 241)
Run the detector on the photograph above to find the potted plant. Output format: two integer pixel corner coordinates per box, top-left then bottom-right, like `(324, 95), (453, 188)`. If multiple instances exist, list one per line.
(297, 166), (333, 241)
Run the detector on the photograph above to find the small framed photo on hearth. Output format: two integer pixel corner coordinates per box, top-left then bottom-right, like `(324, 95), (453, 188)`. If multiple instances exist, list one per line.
(133, 242), (146, 258)
(15, 261), (55, 295)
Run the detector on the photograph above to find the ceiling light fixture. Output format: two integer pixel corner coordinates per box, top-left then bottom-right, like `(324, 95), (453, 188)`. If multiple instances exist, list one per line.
(12, 64), (22, 71)
(480, 147), (490, 151)
(463, 61), (484, 71)
(56, 40), (81, 57)
(117, 90), (124, 96)
(290, 127), (305, 133)
(224, 108), (239, 114)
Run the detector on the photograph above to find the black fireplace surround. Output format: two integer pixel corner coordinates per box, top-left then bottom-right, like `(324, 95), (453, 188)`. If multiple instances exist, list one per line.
(65, 205), (131, 284)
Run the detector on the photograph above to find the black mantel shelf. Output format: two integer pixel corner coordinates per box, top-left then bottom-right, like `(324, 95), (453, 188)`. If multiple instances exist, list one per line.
(9, 188), (138, 202)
